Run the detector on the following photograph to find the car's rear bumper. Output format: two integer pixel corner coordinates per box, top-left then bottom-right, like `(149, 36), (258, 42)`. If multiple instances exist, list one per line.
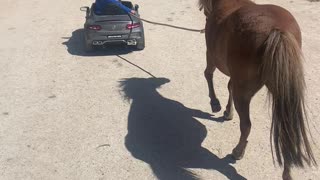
(85, 31), (143, 46)
(92, 39), (137, 46)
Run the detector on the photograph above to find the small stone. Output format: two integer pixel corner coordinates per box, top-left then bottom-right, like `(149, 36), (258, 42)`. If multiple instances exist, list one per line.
(96, 144), (110, 149)
(167, 18), (173, 22)
(3, 112), (9, 115)
(49, 95), (56, 99)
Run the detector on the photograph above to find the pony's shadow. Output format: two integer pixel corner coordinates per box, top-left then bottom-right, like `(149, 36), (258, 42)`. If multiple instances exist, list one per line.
(62, 29), (135, 56)
(120, 78), (246, 180)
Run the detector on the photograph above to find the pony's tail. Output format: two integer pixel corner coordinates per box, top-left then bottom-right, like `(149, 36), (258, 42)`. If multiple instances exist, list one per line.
(261, 29), (317, 167)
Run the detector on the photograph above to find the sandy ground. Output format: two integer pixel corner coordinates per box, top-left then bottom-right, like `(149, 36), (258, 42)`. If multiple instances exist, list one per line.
(0, 0), (319, 179)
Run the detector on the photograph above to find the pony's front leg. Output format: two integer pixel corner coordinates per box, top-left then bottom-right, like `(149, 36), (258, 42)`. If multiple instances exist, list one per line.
(204, 58), (221, 113)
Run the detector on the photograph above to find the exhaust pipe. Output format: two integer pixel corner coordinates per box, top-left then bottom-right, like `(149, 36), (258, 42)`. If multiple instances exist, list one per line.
(93, 41), (104, 45)
(127, 40), (137, 46)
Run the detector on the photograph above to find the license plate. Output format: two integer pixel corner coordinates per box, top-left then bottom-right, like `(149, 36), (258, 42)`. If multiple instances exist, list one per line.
(108, 35), (122, 38)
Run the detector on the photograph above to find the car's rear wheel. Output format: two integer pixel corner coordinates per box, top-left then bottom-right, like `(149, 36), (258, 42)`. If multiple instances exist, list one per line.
(85, 41), (94, 52)
(136, 42), (145, 50)
(136, 37), (145, 50)
(83, 32), (94, 52)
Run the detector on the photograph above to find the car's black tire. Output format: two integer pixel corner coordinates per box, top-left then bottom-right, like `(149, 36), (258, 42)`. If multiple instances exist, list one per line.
(136, 42), (145, 50)
(85, 42), (94, 52)
(136, 22), (145, 50)
(136, 38), (145, 50)
(83, 32), (94, 52)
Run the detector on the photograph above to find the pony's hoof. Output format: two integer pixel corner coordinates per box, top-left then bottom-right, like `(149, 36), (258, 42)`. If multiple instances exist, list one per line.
(223, 110), (233, 120)
(232, 148), (244, 160)
(231, 141), (248, 160)
(282, 170), (293, 180)
(282, 174), (292, 180)
(210, 99), (221, 112)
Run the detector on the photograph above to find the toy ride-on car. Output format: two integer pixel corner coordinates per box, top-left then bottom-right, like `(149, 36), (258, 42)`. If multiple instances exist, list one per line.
(80, 1), (145, 52)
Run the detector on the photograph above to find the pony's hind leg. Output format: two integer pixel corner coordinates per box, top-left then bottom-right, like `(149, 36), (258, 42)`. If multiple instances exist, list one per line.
(204, 53), (221, 112)
(231, 79), (262, 160)
(224, 79), (234, 120)
(231, 90), (251, 160)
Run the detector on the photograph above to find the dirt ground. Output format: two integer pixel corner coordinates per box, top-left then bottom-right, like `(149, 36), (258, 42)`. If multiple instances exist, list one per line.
(0, 0), (319, 179)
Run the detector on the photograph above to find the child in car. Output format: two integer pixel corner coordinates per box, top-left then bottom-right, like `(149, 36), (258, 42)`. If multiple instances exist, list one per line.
(95, 0), (135, 15)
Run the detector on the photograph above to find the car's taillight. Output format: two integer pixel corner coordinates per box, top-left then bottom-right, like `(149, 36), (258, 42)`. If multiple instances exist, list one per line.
(88, 25), (102, 31)
(126, 23), (140, 29)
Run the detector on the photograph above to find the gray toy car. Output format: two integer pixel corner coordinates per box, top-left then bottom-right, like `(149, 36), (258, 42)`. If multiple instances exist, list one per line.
(80, 1), (145, 52)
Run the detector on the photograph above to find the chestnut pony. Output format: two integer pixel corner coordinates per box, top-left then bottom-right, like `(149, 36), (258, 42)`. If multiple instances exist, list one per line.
(198, 0), (316, 179)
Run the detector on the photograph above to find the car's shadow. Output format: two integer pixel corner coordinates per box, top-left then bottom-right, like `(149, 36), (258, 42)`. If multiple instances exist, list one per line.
(120, 77), (246, 180)
(62, 28), (137, 56)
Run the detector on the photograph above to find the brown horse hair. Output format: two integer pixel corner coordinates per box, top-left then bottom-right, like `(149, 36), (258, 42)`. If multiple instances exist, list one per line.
(261, 29), (317, 167)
